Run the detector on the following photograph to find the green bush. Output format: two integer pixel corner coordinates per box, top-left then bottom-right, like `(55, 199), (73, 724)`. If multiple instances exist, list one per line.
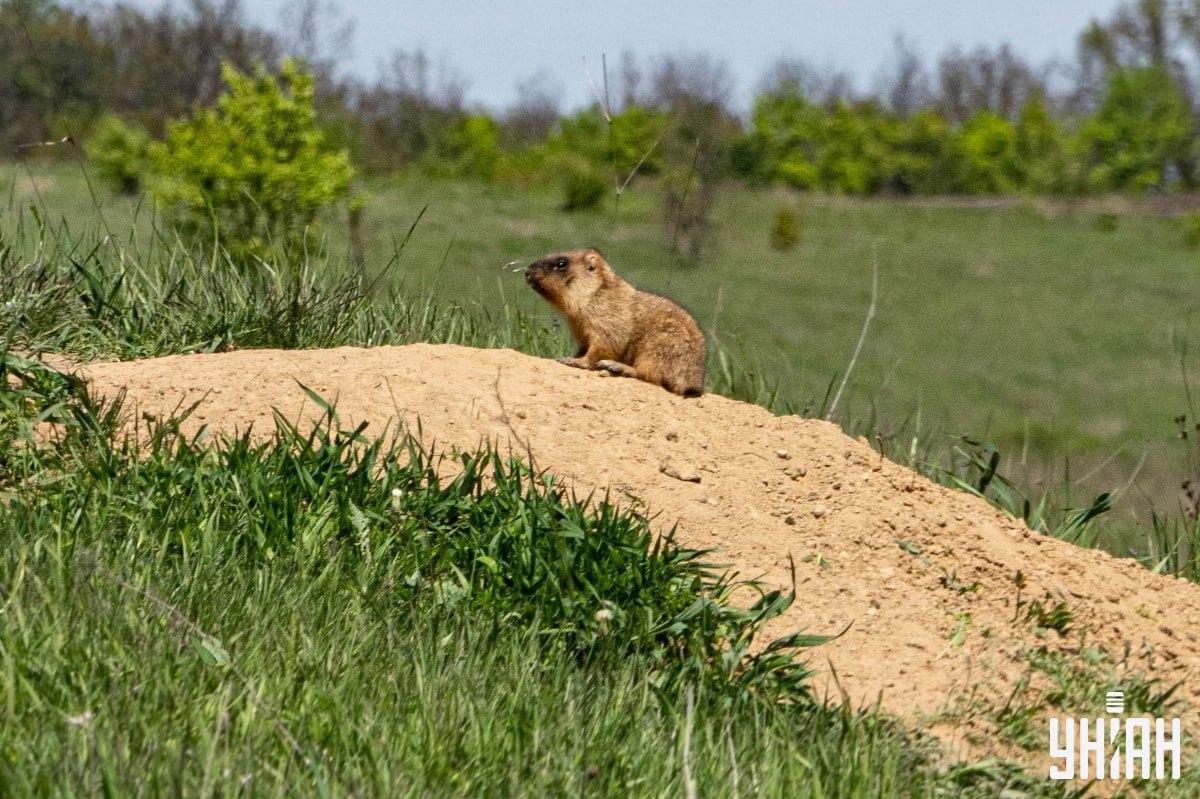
(87, 114), (150, 195)
(731, 86), (1086, 198)
(551, 106), (666, 179)
(769, 207), (800, 251)
(814, 104), (887, 194)
(738, 89), (822, 189)
(1015, 99), (1077, 194)
(1079, 67), (1194, 192)
(432, 113), (503, 180)
(149, 59), (353, 262)
(887, 111), (956, 194)
(952, 111), (1022, 194)
(560, 168), (608, 212)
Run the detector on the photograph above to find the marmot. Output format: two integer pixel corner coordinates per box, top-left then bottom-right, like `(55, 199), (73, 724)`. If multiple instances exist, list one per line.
(524, 248), (706, 397)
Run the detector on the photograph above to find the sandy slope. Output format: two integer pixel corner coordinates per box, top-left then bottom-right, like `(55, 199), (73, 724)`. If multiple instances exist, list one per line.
(72, 343), (1200, 758)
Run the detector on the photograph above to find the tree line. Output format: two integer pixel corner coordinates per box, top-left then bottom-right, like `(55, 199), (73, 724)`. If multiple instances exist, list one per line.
(6, 0), (1200, 201)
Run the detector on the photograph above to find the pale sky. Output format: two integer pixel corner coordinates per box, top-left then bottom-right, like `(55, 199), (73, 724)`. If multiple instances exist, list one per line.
(121, 0), (1125, 109)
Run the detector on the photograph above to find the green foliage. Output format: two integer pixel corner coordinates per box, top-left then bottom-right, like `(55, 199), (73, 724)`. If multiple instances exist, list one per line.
(0, 230), (560, 361)
(730, 76), (1191, 198)
(149, 59), (353, 262)
(1080, 66), (1195, 192)
(0, 351), (81, 485)
(429, 113), (503, 180)
(769, 207), (801, 251)
(560, 167), (608, 212)
(952, 111), (1022, 194)
(736, 90), (1042, 197)
(86, 114), (150, 195)
(1015, 99), (1076, 194)
(990, 641), (1181, 752)
(814, 105), (886, 194)
(551, 106), (666, 179)
(735, 89), (822, 189)
(881, 110), (955, 194)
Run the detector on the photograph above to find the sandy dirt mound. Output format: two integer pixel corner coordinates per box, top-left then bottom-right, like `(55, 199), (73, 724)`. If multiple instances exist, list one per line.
(73, 344), (1200, 757)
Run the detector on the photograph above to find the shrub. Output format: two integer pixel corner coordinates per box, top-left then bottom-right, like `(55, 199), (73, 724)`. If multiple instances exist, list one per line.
(776, 152), (820, 190)
(552, 106), (666, 179)
(887, 110), (955, 194)
(740, 89), (821, 189)
(953, 111), (1022, 194)
(814, 104), (886, 195)
(149, 59), (353, 262)
(1015, 98), (1077, 194)
(769, 207), (800, 251)
(1079, 66), (1194, 192)
(560, 168), (607, 212)
(87, 114), (150, 195)
(432, 114), (503, 180)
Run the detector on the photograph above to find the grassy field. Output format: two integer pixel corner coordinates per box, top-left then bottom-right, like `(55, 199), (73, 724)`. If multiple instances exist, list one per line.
(3, 165), (1200, 794)
(5, 162), (1198, 525)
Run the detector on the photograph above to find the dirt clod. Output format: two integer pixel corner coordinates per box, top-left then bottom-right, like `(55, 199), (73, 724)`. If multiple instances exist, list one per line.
(659, 461), (701, 483)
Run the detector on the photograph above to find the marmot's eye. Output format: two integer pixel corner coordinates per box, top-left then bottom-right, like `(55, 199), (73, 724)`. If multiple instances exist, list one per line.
(555, 259), (568, 270)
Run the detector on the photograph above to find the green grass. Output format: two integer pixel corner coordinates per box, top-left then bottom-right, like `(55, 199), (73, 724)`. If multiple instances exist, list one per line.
(2, 165), (1199, 793)
(5, 162), (1199, 520)
(0, 355), (1064, 797)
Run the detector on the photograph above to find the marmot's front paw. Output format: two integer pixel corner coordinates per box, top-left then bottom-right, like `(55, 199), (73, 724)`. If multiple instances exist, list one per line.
(556, 356), (587, 369)
(594, 360), (636, 378)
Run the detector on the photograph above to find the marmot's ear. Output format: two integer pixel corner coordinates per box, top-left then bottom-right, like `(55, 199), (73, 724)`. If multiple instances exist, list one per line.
(583, 248), (604, 272)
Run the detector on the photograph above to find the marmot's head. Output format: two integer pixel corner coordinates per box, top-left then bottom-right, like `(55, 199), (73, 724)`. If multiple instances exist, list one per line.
(524, 247), (613, 310)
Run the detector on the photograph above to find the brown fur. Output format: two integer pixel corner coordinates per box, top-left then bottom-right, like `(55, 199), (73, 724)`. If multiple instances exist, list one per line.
(524, 248), (706, 397)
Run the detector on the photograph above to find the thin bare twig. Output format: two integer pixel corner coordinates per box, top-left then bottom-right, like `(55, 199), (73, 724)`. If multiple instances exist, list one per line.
(583, 53), (659, 212)
(16, 135), (72, 150)
(1071, 445), (1128, 487)
(617, 136), (660, 196)
(583, 56), (612, 122)
(826, 254), (880, 421)
(1113, 452), (1148, 503)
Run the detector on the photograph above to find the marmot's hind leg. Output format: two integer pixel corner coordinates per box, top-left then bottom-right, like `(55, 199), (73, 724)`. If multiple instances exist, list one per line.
(594, 359), (639, 379)
(634, 347), (704, 397)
